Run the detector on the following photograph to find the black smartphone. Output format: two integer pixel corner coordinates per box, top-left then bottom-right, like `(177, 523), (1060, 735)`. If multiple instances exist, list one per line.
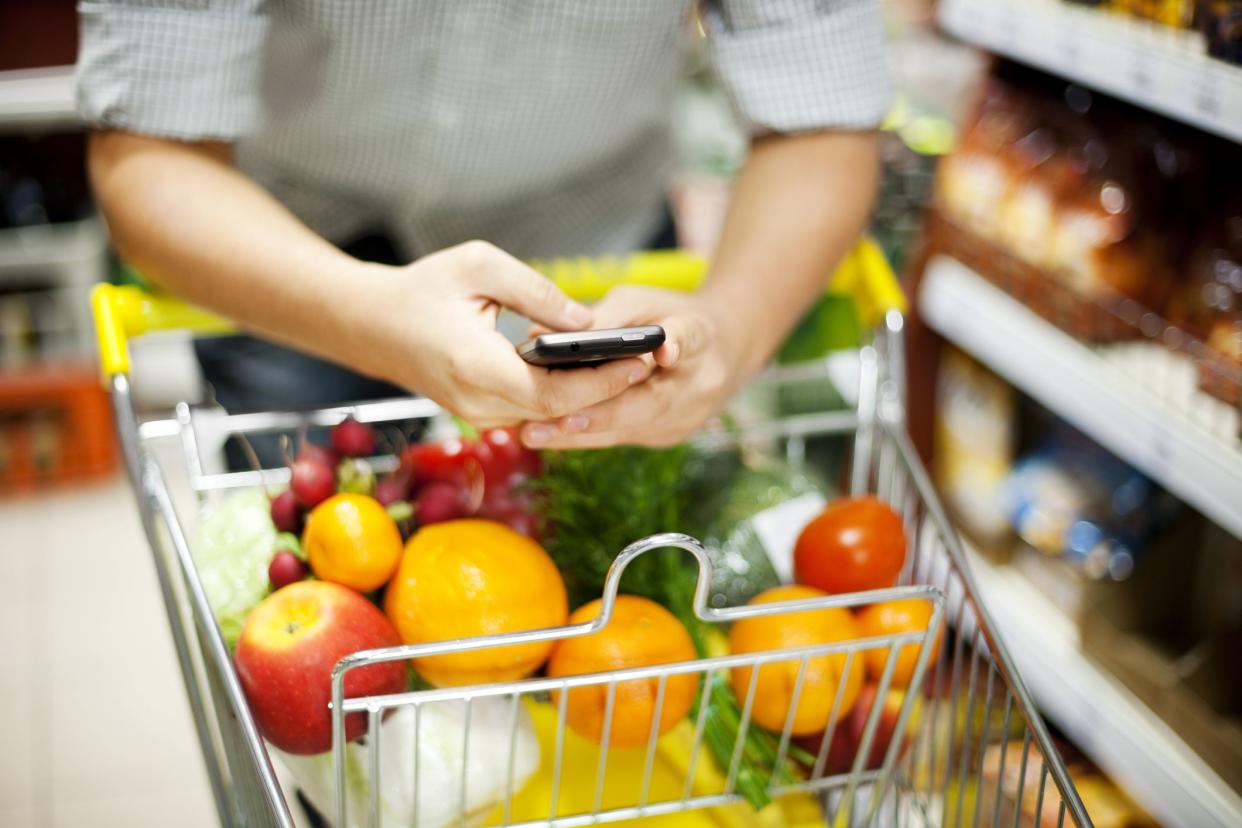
(517, 325), (665, 367)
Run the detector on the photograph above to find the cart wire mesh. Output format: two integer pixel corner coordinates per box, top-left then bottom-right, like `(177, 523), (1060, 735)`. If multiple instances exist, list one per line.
(105, 308), (1090, 828)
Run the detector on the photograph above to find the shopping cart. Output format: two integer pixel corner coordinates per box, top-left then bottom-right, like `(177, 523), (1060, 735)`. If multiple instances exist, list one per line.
(91, 246), (1091, 828)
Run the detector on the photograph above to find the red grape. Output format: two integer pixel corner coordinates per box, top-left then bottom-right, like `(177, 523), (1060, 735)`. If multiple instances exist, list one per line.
(268, 551), (308, 590)
(331, 417), (377, 458)
(479, 428), (540, 484)
(493, 507), (540, 539)
(478, 482), (540, 538)
(374, 474), (412, 506)
(414, 481), (467, 526)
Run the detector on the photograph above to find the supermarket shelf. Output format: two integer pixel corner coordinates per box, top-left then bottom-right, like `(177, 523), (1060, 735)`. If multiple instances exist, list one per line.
(0, 217), (106, 273)
(0, 65), (78, 130)
(0, 218), (109, 356)
(939, 0), (1242, 144)
(919, 256), (1242, 539)
(963, 541), (1242, 828)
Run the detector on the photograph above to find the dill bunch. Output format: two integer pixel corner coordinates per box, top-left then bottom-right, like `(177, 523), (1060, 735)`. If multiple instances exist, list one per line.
(534, 445), (808, 809)
(535, 444), (696, 610)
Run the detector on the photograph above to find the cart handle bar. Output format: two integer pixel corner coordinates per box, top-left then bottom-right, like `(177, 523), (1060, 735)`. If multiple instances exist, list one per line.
(91, 241), (903, 378)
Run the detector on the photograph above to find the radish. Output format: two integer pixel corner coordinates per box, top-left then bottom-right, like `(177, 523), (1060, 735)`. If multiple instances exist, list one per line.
(299, 442), (339, 472)
(268, 551), (308, 590)
(332, 417), (377, 458)
(290, 457), (335, 508)
(270, 490), (304, 534)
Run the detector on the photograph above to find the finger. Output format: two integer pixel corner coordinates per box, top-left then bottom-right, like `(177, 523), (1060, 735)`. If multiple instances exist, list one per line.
(520, 379), (668, 448)
(654, 313), (707, 368)
(589, 290), (658, 329)
(523, 427), (660, 450)
(590, 289), (704, 371)
(481, 352), (651, 422)
(525, 323), (553, 339)
(462, 243), (593, 331)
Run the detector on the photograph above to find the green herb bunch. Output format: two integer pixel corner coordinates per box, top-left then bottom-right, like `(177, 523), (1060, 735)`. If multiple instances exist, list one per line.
(534, 445), (806, 809)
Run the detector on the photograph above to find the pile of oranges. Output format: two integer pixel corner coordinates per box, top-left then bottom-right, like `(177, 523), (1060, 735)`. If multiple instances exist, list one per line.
(292, 431), (940, 754)
(728, 494), (943, 747)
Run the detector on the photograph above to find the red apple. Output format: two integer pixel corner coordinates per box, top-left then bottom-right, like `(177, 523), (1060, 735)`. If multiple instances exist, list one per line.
(796, 682), (921, 776)
(234, 581), (407, 754)
(796, 724), (857, 777)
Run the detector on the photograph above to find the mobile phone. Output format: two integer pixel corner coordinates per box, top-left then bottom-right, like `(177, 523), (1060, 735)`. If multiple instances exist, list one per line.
(517, 325), (665, 367)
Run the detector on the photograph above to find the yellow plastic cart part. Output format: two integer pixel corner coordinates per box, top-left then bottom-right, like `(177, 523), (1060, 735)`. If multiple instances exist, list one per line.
(91, 242), (902, 379)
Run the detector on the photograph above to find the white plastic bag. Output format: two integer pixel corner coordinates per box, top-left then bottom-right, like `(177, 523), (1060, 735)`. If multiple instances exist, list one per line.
(276, 697), (540, 828)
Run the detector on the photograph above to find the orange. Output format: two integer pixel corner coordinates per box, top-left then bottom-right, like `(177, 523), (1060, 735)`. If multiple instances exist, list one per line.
(728, 585), (863, 737)
(384, 519), (567, 687)
(547, 595), (698, 748)
(857, 599), (943, 689)
(303, 493), (403, 592)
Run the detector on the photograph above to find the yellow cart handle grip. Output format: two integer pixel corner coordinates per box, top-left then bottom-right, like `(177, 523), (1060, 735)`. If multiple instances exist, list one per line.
(92, 243), (902, 378)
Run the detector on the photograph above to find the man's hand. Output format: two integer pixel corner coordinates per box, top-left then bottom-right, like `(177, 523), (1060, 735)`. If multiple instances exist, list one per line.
(362, 241), (652, 429)
(518, 285), (754, 448)
(88, 134), (649, 429)
(517, 130), (879, 449)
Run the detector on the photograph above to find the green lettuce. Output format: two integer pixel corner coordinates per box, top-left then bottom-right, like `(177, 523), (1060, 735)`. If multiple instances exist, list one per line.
(192, 489), (277, 648)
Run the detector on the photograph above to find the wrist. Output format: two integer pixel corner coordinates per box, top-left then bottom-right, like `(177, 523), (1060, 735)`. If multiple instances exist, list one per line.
(330, 260), (408, 381)
(698, 283), (783, 378)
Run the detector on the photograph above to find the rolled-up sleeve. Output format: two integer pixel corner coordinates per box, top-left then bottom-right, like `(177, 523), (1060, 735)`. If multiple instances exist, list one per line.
(76, 0), (269, 140)
(703, 0), (893, 135)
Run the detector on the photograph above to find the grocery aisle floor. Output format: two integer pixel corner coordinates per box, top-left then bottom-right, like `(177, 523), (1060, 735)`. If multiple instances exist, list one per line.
(1, 472), (216, 827)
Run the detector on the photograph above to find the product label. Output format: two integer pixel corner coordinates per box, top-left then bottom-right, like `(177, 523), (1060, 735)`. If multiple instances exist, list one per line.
(749, 492), (828, 583)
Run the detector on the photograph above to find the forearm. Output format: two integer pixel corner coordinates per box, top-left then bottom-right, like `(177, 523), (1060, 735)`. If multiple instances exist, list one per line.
(88, 131), (387, 376)
(699, 130), (880, 375)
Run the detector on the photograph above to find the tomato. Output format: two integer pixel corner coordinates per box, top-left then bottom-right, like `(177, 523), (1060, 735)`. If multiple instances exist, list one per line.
(793, 496), (906, 594)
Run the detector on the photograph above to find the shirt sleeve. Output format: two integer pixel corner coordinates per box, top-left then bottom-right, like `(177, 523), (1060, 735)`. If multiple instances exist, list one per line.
(703, 0), (893, 135)
(76, 0), (269, 141)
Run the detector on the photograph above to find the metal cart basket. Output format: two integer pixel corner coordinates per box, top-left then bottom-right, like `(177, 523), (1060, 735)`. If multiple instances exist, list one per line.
(91, 247), (1092, 828)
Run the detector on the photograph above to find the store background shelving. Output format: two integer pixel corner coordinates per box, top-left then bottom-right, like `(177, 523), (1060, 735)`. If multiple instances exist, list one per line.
(924, 2), (1242, 823)
(920, 256), (1242, 540)
(962, 541), (1242, 828)
(0, 65), (76, 130)
(939, 0), (1242, 143)
(922, 257), (1242, 826)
